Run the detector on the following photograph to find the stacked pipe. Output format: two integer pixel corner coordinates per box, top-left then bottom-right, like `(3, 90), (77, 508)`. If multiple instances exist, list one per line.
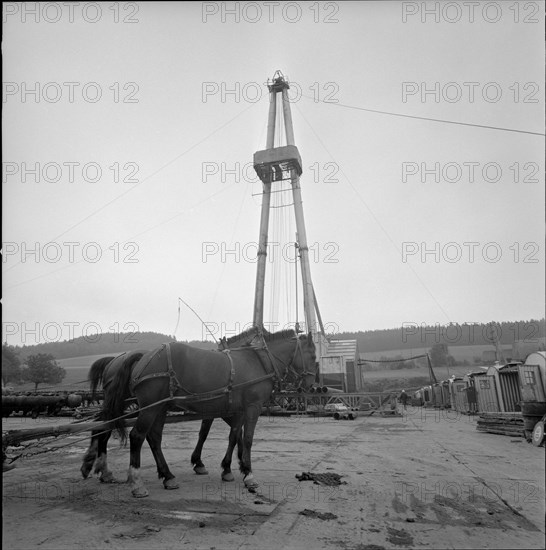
(308, 386), (344, 394)
(2, 394), (83, 418)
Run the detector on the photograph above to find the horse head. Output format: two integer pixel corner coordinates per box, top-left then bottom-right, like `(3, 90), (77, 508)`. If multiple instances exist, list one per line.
(288, 332), (317, 390)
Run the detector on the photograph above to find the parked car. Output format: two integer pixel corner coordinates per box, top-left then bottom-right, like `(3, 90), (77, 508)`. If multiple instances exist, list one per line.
(324, 402), (357, 420)
(324, 403), (349, 413)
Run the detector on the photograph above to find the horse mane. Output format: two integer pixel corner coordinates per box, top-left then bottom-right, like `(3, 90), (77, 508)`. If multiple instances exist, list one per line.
(263, 328), (296, 342)
(225, 326), (261, 346)
(224, 326), (297, 348)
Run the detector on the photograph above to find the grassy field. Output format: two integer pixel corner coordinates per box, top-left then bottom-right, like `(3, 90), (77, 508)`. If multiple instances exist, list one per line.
(359, 345), (493, 386)
(56, 354), (106, 367)
(12, 354), (105, 392)
(359, 344), (502, 363)
(361, 363), (482, 382)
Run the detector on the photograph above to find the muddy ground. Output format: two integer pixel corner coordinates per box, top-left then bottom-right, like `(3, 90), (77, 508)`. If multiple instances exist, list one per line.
(2, 406), (544, 550)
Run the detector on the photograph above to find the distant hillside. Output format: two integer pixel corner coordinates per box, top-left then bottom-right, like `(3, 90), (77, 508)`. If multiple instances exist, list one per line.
(9, 319), (545, 363)
(13, 331), (216, 361)
(335, 319), (545, 355)
(361, 363), (481, 393)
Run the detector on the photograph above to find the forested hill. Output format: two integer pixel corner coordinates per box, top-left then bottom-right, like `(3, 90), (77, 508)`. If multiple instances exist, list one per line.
(9, 319), (545, 360)
(12, 331), (215, 361)
(336, 319), (545, 353)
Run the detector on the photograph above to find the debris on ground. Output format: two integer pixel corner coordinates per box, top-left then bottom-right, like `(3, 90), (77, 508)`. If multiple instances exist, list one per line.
(386, 526), (414, 546)
(295, 472), (347, 486)
(299, 509), (338, 520)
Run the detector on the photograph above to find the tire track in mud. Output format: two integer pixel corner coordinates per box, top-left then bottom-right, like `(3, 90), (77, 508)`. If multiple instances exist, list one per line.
(405, 413), (541, 533)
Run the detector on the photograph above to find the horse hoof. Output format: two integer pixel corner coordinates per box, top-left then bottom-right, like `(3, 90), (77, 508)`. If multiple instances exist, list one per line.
(100, 473), (115, 484)
(222, 472), (235, 482)
(132, 487), (149, 498)
(243, 474), (258, 489)
(163, 478), (180, 490)
(194, 466), (209, 475)
(80, 465), (91, 479)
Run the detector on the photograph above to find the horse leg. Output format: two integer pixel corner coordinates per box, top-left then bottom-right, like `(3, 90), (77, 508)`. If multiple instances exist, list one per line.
(80, 431), (99, 478)
(190, 419), (213, 475)
(127, 407), (158, 498)
(94, 429), (115, 483)
(145, 406), (179, 490)
(239, 404), (261, 489)
(221, 414), (244, 482)
(236, 425), (243, 464)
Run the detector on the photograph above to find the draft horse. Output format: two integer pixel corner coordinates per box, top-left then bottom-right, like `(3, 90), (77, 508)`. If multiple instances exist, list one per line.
(81, 351), (245, 484)
(105, 329), (316, 497)
(80, 351), (145, 483)
(190, 326), (269, 478)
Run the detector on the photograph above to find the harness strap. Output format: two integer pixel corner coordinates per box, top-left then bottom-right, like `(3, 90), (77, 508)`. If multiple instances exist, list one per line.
(226, 337), (304, 392)
(131, 347), (163, 393)
(253, 346), (280, 377)
(221, 339), (283, 389)
(170, 372), (275, 405)
(222, 349), (236, 405)
(132, 343), (184, 398)
(131, 343), (252, 405)
(165, 342), (182, 399)
(130, 336), (307, 406)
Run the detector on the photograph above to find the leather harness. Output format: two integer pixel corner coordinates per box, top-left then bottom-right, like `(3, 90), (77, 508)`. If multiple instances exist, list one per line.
(129, 336), (308, 406)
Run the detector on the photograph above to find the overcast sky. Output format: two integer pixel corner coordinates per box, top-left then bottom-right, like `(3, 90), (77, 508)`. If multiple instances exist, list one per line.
(3, 1), (544, 347)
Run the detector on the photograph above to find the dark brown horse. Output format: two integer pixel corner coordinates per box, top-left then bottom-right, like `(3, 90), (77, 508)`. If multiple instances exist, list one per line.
(80, 351), (145, 482)
(80, 350), (245, 484)
(190, 327), (267, 480)
(104, 329), (316, 497)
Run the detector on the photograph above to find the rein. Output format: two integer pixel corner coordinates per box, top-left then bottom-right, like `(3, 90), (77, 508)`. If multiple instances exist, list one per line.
(260, 336), (314, 391)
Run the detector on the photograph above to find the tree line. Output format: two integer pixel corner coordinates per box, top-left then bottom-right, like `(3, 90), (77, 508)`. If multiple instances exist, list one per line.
(3, 319), (544, 389)
(337, 319), (545, 353)
(1, 332), (211, 389)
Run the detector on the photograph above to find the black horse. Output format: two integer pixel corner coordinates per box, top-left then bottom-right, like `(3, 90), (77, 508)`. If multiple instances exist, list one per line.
(189, 327), (268, 480)
(80, 351), (245, 484)
(104, 329), (316, 497)
(80, 351), (144, 483)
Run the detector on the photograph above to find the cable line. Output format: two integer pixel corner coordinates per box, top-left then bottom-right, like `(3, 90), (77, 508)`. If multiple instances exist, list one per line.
(301, 94), (544, 137)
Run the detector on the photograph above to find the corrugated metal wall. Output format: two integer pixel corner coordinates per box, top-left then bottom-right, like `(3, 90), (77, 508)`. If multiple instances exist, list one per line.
(346, 361), (356, 392)
(498, 371), (522, 412)
(476, 375), (500, 412)
(441, 383), (451, 407)
(451, 381), (467, 412)
(432, 385), (443, 405)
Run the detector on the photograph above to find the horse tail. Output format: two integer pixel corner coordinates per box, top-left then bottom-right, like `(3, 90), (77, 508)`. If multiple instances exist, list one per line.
(103, 351), (144, 444)
(88, 356), (116, 400)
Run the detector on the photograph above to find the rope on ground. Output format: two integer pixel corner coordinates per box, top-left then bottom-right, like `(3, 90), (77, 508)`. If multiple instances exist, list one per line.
(359, 353), (428, 363)
(7, 426), (115, 463)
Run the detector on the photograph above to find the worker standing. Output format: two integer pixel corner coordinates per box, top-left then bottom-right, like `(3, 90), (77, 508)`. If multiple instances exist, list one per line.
(400, 390), (409, 410)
